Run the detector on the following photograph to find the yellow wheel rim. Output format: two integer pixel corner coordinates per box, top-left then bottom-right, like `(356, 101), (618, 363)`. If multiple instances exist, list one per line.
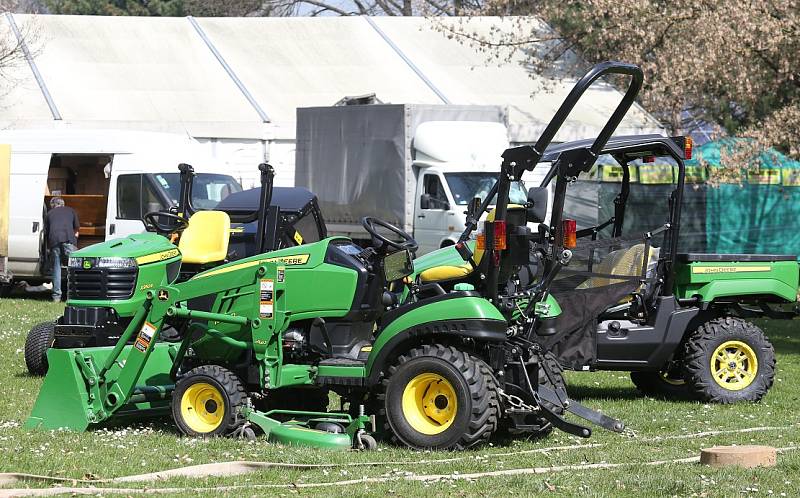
(660, 370), (685, 386)
(401, 373), (458, 435)
(180, 382), (225, 433)
(710, 340), (758, 391)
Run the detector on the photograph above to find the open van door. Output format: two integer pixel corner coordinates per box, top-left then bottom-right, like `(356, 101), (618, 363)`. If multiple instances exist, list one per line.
(8, 153), (51, 278)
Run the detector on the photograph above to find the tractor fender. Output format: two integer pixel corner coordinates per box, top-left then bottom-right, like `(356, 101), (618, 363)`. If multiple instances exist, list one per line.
(365, 296), (506, 385)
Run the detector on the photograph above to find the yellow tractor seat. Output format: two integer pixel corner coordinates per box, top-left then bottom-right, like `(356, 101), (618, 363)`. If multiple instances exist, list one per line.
(178, 211), (231, 265)
(419, 263), (474, 283)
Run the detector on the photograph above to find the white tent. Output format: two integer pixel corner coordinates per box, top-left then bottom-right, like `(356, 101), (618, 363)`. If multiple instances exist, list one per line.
(0, 14), (664, 186)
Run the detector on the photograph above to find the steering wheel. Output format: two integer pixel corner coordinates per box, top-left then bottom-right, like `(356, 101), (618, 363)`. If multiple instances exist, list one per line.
(144, 211), (190, 236)
(361, 217), (418, 253)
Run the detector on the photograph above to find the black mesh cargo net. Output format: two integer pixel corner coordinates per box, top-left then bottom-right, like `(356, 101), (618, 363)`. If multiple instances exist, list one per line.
(537, 233), (661, 370)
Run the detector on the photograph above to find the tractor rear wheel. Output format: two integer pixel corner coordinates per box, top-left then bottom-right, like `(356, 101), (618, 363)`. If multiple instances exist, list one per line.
(172, 365), (247, 437)
(380, 344), (500, 450)
(683, 317), (775, 403)
(24, 322), (55, 376)
(630, 364), (688, 398)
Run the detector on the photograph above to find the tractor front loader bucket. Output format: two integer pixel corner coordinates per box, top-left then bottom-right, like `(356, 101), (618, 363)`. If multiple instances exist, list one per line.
(26, 290), (177, 432)
(26, 344), (177, 431)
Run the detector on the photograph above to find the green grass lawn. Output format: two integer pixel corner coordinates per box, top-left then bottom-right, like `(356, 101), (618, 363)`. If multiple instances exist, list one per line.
(1, 297), (799, 496)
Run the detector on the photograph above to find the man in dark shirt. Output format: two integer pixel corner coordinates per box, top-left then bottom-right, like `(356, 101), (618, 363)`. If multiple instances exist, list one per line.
(46, 197), (79, 302)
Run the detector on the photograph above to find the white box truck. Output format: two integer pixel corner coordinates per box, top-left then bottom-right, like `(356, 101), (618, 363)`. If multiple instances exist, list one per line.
(0, 129), (253, 295)
(295, 104), (532, 254)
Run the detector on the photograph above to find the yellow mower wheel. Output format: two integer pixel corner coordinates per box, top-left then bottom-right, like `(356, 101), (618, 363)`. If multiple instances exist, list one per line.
(172, 365), (247, 437)
(382, 344), (499, 450)
(180, 382), (225, 433)
(401, 373), (458, 435)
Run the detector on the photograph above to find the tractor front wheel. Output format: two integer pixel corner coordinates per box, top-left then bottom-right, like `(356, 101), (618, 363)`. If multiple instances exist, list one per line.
(381, 344), (499, 450)
(172, 365), (247, 437)
(24, 321), (55, 376)
(683, 317), (775, 403)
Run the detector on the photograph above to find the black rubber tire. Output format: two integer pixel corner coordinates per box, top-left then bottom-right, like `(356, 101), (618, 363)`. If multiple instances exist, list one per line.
(358, 433), (378, 451)
(630, 368), (688, 398)
(0, 283), (12, 298)
(380, 344), (500, 450)
(24, 322), (55, 376)
(683, 317), (775, 404)
(172, 365), (248, 437)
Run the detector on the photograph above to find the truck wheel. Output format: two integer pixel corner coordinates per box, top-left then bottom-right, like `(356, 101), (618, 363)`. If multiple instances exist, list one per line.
(172, 365), (247, 437)
(630, 366), (688, 398)
(683, 317), (775, 403)
(24, 322), (55, 376)
(381, 344), (499, 450)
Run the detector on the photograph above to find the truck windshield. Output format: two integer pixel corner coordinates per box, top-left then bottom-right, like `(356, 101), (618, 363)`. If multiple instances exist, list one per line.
(154, 173), (243, 210)
(444, 173), (528, 206)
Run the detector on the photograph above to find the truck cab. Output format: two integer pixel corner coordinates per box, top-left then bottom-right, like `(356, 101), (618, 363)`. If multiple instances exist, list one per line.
(412, 121), (530, 253)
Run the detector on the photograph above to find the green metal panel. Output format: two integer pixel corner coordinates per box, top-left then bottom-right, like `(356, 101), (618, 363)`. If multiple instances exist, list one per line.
(317, 365), (366, 378)
(366, 296), (505, 375)
(674, 260), (800, 302)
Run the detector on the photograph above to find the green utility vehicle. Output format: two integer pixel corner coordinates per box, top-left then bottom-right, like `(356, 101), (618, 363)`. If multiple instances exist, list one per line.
(25, 61), (649, 450)
(24, 163), (327, 374)
(411, 132), (796, 405)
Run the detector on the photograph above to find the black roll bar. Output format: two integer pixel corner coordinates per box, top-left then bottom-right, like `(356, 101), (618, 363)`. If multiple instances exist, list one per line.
(255, 163), (276, 253)
(461, 61), (644, 303)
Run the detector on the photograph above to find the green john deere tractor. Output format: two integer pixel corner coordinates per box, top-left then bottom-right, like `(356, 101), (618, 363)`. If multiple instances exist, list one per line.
(409, 130), (797, 405)
(25, 61), (647, 450)
(24, 162), (327, 375)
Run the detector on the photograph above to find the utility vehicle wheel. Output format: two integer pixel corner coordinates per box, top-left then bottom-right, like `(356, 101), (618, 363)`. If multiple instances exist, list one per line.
(357, 433), (378, 451)
(24, 322), (55, 376)
(381, 344), (499, 450)
(683, 317), (775, 404)
(630, 366), (688, 398)
(172, 365), (247, 437)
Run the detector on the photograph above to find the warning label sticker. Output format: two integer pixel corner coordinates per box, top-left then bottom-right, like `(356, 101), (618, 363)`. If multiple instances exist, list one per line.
(134, 321), (156, 353)
(259, 279), (274, 319)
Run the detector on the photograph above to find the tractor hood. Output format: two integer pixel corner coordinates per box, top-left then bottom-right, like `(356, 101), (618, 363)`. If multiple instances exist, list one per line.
(70, 233), (179, 264)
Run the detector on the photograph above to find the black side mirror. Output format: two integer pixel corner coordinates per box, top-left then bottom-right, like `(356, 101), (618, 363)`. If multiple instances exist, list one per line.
(526, 187), (548, 223)
(466, 197), (481, 219)
(420, 194), (431, 210)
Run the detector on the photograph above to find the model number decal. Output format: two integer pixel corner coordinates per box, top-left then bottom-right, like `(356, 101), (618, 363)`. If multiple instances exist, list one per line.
(691, 266), (772, 274)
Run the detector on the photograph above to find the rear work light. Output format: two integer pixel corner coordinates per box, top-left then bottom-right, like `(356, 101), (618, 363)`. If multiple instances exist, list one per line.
(493, 220), (507, 250)
(562, 219), (577, 249)
(684, 136), (693, 160)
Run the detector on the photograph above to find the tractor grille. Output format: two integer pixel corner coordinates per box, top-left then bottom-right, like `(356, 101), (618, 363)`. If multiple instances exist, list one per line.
(68, 267), (138, 300)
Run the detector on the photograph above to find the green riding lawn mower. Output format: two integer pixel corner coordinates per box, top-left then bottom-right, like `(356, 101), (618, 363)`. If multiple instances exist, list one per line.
(24, 162), (327, 374)
(24, 61), (651, 451)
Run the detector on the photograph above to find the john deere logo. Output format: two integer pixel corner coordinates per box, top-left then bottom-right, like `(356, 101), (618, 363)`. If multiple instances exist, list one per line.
(82, 260), (92, 269)
(157, 289), (169, 301)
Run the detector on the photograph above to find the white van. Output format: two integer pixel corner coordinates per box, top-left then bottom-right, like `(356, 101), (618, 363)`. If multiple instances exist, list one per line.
(0, 129), (255, 291)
